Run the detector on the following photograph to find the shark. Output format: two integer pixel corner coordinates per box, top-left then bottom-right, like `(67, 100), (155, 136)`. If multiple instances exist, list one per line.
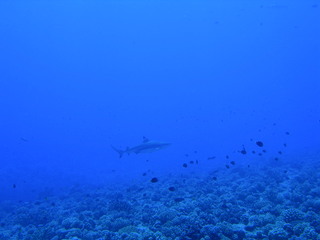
(112, 137), (171, 158)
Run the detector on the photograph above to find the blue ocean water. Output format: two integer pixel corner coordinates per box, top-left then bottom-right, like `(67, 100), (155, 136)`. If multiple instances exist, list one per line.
(0, 0), (319, 239)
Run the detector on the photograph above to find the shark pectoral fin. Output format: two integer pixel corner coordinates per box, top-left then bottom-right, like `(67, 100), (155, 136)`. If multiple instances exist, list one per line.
(111, 145), (124, 158)
(126, 147), (130, 155)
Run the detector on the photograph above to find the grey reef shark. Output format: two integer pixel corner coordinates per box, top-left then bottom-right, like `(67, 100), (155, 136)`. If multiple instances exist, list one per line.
(112, 137), (171, 158)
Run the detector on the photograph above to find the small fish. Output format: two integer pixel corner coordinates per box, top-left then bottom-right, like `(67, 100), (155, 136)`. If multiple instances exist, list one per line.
(13, 184), (16, 189)
(168, 187), (176, 191)
(182, 163), (188, 168)
(189, 160), (194, 164)
(150, 177), (158, 183)
(226, 155), (229, 159)
(240, 145), (247, 155)
(230, 161), (235, 165)
(256, 141), (264, 147)
(185, 154), (189, 157)
(274, 157), (279, 161)
(142, 172), (147, 176)
(196, 160), (199, 164)
(278, 151), (282, 155)
(247, 165), (250, 168)
(258, 153), (262, 156)
(207, 156), (216, 160)
(212, 177), (217, 181)
(252, 151), (256, 154)
(225, 164), (230, 169)
(262, 149), (266, 153)
(283, 143), (287, 147)
(285, 131), (290, 135)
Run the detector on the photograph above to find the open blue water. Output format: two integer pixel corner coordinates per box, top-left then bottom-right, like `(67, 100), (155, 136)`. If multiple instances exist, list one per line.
(0, 0), (319, 239)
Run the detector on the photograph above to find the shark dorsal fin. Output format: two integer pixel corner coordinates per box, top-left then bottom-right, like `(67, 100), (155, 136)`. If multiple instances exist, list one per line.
(143, 136), (150, 143)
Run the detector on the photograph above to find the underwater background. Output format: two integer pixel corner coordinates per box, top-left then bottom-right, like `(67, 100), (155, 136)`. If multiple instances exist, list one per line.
(0, 0), (319, 239)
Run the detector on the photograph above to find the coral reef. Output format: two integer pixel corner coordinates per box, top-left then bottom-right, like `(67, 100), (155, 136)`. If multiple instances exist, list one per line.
(0, 161), (320, 240)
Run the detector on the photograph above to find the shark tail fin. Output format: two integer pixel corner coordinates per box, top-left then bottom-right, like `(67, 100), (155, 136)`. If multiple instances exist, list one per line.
(111, 146), (125, 158)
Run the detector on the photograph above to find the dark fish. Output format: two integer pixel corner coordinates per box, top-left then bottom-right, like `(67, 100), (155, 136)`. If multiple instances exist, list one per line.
(142, 172), (147, 176)
(283, 143), (287, 147)
(185, 154), (189, 157)
(189, 160), (194, 164)
(20, 137), (28, 142)
(150, 177), (158, 183)
(258, 153), (262, 156)
(174, 197), (184, 203)
(274, 157), (279, 161)
(230, 161), (235, 165)
(284, 170), (288, 173)
(240, 146), (247, 155)
(196, 160), (199, 164)
(225, 164), (230, 169)
(252, 151), (256, 154)
(226, 155), (229, 159)
(262, 149), (266, 153)
(278, 151), (282, 155)
(13, 184), (16, 189)
(182, 163), (188, 168)
(247, 165), (250, 168)
(168, 187), (176, 191)
(194, 151), (198, 154)
(285, 131), (290, 135)
(256, 141), (264, 147)
(212, 177), (217, 181)
(207, 156), (216, 160)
